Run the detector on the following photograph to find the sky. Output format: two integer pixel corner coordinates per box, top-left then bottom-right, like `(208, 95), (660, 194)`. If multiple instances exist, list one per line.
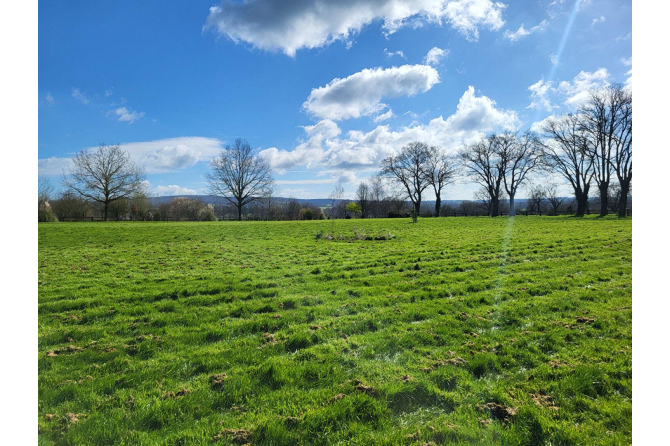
(37, 0), (632, 200)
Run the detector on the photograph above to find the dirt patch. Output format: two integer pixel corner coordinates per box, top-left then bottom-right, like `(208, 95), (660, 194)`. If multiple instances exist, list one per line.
(576, 316), (595, 324)
(62, 412), (86, 426)
(214, 428), (251, 444)
(329, 393), (346, 403)
(309, 324), (323, 331)
(400, 374), (414, 383)
(163, 389), (191, 399)
(262, 333), (277, 345)
(209, 373), (228, 390)
(46, 344), (84, 357)
(530, 392), (560, 411)
(476, 403), (517, 424)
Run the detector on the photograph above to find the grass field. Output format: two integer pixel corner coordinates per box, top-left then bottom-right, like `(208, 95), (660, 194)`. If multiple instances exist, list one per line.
(38, 217), (632, 445)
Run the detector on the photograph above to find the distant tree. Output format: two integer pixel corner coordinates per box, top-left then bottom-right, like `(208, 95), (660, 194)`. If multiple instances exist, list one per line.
(346, 201), (362, 218)
(207, 138), (274, 221)
(460, 135), (507, 217)
(38, 177), (58, 222)
(299, 202), (325, 220)
(63, 144), (145, 221)
(328, 184), (345, 219)
(356, 182), (370, 218)
(284, 198), (302, 220)
(425, 146), (459, 217)
(501, 132), (541, 216)
(51, 191), (93, 220)
(527, 184), (547, 214)
(368, 176), (386, 218)
(545, 184), (566, 216)
(540, 114), (594, 217)
(380, 142), (431, 223)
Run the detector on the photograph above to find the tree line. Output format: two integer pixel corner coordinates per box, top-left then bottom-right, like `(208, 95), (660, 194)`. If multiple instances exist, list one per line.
(39, 85), (631, 222)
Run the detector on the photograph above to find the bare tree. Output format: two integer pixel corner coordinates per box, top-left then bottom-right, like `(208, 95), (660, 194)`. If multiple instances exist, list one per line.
(580, 84), (632, 216)
(355, 182), (370, 218)
(329, 184), (345, 219)
(527, 184), (546, 214)
(207, 138), (274, 221)
(368, 176), (386, 218)
(540, 114), (594, 217)
(380, 142), (431, 223)
(501, 132), (541, 216)
(38, 177), (57, 222)
(63, 144), (145, 221)
(545, 184), (565, 215)
(426, 147), (459, 217)
(460, 135), (507, 217)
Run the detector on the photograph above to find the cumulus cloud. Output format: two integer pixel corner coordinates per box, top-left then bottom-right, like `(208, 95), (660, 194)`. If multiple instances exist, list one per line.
(39, 137), (224, 177)
(526, 68), (613, 111)
(261, 86), (518, 174)
(113, 107), (145, 124)
(503, 20), (548, 41)
(373, 108), (395, 123)
(303, 64), (440, 121)
(424, 47), (449, 65)
(527, 79), (556, 111)
(153, 185), (199, 196)
(71, 88), (90, 104)
(205, 0), (506, 56)
(558, 68), (610, 106)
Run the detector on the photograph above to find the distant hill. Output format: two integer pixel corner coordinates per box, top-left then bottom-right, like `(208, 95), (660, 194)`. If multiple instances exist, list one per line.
(149, 195), (533, 209)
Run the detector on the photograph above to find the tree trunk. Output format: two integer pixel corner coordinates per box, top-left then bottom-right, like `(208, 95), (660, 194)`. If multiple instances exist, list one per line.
(434, 196), (441, 217)
(509, 194), (516, 217)
(414, 197), (421, 222)
(575, 193), (588, 217)
(104, 202), (109, 221)
(598, 182), (609, 216)
(618, 179), (631, 218)
(237, 204), (242, 221)
(491, 198), (499, 217)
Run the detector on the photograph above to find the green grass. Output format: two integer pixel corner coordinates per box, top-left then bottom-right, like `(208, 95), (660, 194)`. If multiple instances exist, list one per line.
(38, 216), (632, 445)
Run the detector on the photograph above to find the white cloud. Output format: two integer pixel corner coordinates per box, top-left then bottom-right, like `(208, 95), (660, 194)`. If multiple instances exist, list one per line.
(616, 32), (631, 42)
(383, 48), (406, 59)
(205, 0), (506, 56)
(591, 16), (605, 27)
(45, 93), (55, 104)
(261, 86), (519, 173)
(113, 107), (145, 124)
(558, 68), (610, 106)
(71, 88), (89, 104)
(39, 137), (224, 177)
(38, 156), (73, 176)
(424, 47), (449, 65)
(153, 185), (198, 196)
(303, 64), (440, 121)
(550, 53), (559, 65)
(527, 79), (556, 111)
(620, 57), (632, 66)
(624, 69), (632, 92)
(503, 19), (548, 41)
(373, 108), (395, 123)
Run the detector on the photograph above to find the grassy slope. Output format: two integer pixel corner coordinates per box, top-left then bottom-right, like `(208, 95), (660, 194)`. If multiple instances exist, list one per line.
(38, 217), (632, 445)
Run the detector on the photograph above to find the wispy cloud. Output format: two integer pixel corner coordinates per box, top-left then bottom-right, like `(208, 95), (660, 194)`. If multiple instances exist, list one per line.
(71, 88), (90, 104)
(504, 20), (548, 42)
(45, 93), (55, 104)
(153, 185), (199, 196)
(383, 48), (406, 59)
(591, 16), (605, 27)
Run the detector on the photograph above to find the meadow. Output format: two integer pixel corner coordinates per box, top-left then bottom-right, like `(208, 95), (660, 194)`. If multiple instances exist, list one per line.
(38, 217), (632, 445)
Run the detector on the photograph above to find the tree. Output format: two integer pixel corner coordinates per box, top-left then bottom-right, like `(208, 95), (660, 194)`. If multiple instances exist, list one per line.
(368, 176), (386, 218)
(328, 184), (345, 219)
(527, 184), (546, 214)
(545, 184), (565, 216)
(460, 135), (507, 217)
(64, 144), (145, 221)
(425, 147), (458, 217)
(501, 132), (541, 216)
(355, 182), (370, 218)
(207, 138), (274, 221)
(38, 177), (58, 222)
(380, 142), (431, 223)
(540, 114), (594, 217)
(346, 201), (362, 218)
(580, 85), (631, 216)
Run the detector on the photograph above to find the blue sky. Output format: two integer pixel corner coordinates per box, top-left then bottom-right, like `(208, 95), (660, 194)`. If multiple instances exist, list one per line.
(38, 0), (632, 200)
